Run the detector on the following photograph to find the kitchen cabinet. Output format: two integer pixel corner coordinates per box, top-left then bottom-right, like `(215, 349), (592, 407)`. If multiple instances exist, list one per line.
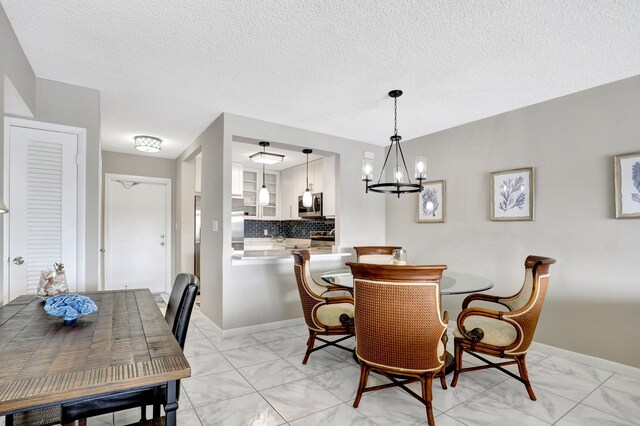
(232, 162), (243, 198)
(280, 158), (327, 218)
(243, 167), (280, 218)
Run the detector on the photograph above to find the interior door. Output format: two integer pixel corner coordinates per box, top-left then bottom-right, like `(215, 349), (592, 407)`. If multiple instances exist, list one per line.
(8, 126), (78, 300)
(105, 176), (169, 293)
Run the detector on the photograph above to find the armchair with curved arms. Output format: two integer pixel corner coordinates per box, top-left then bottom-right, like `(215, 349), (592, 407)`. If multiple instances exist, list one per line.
(292, 250), (355, 365)
(451, 256), (556, 400)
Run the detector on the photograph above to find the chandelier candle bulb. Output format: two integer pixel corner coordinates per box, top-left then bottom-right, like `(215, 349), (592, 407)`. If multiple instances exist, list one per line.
(393, 166), (405, 184)
(415, 156), (427, 180)
(362, 158), (374, 181)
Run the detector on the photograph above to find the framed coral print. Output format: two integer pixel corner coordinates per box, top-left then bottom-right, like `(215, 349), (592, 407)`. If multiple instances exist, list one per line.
(491, 168), (534, 221)
(614, 152), (640, 218)
(417, 180), (445, 223)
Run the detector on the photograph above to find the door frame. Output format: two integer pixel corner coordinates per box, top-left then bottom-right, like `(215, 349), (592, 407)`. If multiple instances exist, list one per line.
(104, 173), (172, 293)
(2, 117), (87, 304)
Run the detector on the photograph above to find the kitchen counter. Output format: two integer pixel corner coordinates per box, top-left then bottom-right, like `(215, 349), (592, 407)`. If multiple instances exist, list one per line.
(232, 249), (350, 261)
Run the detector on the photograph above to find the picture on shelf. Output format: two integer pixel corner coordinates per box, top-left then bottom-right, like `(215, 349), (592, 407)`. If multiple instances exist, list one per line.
(491, 167), (534, 221)
(614, 152), (640, 218)
(417, 180), (445, 223)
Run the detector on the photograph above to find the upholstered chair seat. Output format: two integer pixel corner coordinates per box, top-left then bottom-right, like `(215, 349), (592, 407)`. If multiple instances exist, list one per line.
(316, 303), (355, 327)
(453, 315), (517, 347)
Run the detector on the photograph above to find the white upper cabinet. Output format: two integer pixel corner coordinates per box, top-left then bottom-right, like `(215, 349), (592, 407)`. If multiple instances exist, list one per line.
(242, 166), (280, 218)
(310, 159), (323, 193)
(232, 162), (243, 198)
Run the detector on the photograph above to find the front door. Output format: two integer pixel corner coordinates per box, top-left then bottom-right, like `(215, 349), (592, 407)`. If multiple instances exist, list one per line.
(8, 125), (78, 300)
(104, 174), (170, 293)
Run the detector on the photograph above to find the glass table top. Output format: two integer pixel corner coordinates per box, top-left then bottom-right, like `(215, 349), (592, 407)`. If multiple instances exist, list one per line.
(319, 269), (494, 296)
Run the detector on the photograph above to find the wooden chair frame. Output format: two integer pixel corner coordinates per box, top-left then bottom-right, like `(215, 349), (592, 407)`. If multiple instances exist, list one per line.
(353, 246), (402, 263)
(347, 263), (448, 426)
(451, 256), (556, 400)
(292, 250), (355, 365)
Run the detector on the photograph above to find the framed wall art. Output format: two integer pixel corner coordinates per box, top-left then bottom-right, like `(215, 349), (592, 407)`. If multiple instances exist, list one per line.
(417, 180), (445, 223)
(614, 152), (640, 219)
(490, 167), (534, 221)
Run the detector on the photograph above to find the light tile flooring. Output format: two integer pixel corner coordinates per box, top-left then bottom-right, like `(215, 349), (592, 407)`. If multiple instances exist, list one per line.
(7, 304), (638, 426)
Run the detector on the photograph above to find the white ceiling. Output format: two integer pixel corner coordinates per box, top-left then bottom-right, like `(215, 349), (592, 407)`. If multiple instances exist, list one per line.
(2, 1), (639, 159)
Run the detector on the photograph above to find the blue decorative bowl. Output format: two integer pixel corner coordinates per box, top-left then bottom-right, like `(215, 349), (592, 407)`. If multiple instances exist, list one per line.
(44, 294), (98, 326)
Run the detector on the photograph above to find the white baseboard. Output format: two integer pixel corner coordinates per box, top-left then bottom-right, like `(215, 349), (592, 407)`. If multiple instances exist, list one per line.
(529, 341), (640, 380)
(220, 317), (305, 338)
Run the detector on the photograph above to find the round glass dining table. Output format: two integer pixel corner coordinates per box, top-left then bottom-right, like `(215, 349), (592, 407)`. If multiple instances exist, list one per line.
(318, 269), (494, 374)
(320, 269), (494, 295)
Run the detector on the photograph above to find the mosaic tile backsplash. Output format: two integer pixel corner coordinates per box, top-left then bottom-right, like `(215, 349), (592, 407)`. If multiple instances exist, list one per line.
(245, 219), (335, 239)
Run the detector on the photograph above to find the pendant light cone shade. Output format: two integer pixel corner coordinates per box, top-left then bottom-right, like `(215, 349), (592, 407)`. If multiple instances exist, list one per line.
(258, 141), (270, 206)
(259, 185), (270, 206)
(0, 200), (8, 214)
(302, 149), (313, 207)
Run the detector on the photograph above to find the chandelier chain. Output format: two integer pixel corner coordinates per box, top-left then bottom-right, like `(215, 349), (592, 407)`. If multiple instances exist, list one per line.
(393, 97), (398, 136)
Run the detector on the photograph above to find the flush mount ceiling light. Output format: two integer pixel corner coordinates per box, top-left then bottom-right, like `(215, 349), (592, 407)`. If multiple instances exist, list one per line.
(257, 142), (271, 206)
(250, 142), (285, 164)
(362, 90), (426, 197)
(302, 149), (313, 207)
(134, 135), (162, 153)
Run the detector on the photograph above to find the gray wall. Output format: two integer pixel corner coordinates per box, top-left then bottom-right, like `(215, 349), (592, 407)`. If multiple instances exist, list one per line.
(1, 6), (102, 296)
(101, 151), (177, 285)
(0, 5), (36, 303)
(386, 75), (640, 368)
(35, 78), (102, 290)
(175, 113), (386, 329)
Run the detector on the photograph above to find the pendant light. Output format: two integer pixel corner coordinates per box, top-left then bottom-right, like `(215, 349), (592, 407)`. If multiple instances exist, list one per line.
(302, 149), (313, 207)
(362, 90), (426, 197)
(258, 142), (270, 206)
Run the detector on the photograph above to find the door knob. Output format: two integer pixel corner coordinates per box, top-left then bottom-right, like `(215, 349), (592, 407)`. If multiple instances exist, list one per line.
(13, 256), (24, 265)
(160, 234), (165, 238)
(160, 242), (165, 246)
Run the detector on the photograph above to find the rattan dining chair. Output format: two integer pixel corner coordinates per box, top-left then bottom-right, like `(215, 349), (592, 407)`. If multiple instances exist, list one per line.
(61, 273), (200, 425)
(292, 250), (355, 364)
(353, 246), (402, 264)
(451, 256), (556, 400)
(347, 262), (448, 426)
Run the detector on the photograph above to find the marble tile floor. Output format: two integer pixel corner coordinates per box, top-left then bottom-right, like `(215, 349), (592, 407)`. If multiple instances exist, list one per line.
(18, 307), (639, 426)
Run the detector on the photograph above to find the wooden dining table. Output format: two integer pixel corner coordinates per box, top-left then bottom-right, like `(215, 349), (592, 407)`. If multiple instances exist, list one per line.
(0, 289), (190, 426)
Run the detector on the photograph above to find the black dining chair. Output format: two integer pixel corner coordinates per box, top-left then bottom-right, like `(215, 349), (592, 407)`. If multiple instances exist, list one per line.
(59, 273), (199, 425)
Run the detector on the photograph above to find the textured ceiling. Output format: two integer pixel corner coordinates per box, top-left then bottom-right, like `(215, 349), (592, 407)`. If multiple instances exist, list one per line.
(2, 0), (639, 159)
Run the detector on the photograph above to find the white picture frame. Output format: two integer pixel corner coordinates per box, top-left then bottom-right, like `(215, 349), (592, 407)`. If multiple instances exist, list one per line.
(491, 167), (534, 221)
(417, 180), (445, 223)
(614, 152), (640, 219)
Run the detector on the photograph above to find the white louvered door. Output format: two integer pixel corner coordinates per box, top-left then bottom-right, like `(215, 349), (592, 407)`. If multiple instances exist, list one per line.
(8, 126), (78, 300)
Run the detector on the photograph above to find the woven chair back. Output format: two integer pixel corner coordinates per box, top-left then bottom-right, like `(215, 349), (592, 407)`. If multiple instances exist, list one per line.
(354, 246), (402, 264)
(292, 250), (326, 331)
(347, 262), (448, 373)
(505, 256), (556, 354)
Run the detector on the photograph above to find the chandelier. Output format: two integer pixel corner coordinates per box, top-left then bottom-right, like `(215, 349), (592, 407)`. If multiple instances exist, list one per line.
(362, 90), (426, 197)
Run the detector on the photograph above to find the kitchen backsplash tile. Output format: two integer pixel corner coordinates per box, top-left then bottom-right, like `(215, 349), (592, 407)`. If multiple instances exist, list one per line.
(245, 219), (334, 239)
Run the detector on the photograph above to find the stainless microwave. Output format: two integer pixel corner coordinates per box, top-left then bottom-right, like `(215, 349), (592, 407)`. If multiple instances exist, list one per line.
(298, 193), (323, 218)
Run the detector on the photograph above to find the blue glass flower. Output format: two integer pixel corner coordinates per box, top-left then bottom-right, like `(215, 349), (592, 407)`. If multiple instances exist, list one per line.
(44, 294), (98, 325)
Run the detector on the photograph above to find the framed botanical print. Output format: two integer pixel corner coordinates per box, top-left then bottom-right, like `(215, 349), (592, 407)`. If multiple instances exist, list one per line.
(491, 167), (534, 221)
(614, 152), (640, 218)
(417, 180), (445, 223)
